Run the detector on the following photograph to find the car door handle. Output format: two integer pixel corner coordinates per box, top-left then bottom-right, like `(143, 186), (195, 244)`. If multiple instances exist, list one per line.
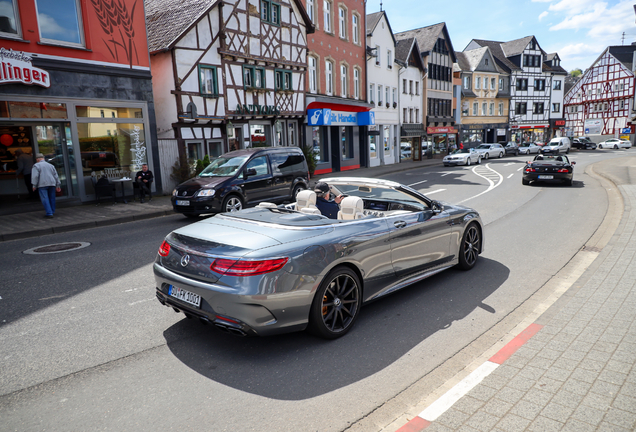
(394, 221), (407, 229)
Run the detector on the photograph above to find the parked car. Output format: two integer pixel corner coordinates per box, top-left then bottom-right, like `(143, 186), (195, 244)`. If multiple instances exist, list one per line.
(155, 177), (484, 338)
(504, 142), (520, 156)
(400, 143), (412, 159)
(171, 147), (309, 217)
(598, 138), (632, 149)
(572, 137), (597, 150)
(541, 137), (571, 154)
(522, 154), (576, 186)
(474, 143), (505, 159)
(518, 142), (541, 155)
(443, 148), (482, 166)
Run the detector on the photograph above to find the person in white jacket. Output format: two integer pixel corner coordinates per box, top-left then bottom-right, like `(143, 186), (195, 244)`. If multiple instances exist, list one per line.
(31, 153), (61, 218)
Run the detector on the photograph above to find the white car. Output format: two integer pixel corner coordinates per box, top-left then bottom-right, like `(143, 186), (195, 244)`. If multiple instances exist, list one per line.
(474, 143), (505, 159)
(443, 148), (482, 166)
(518, 142), (541, 155)
(598, 138), (632, 149)
(541, 137), (570, 154)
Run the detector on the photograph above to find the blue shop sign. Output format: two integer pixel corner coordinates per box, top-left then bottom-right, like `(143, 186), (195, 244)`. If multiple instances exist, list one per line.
(307, 108), (375, 126)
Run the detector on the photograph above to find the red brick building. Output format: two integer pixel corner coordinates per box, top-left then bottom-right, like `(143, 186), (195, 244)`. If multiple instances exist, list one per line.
(302, 0), (372, 174)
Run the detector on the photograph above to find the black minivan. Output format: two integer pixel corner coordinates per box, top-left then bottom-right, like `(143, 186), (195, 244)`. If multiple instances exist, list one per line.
(172, 147), (309, 217)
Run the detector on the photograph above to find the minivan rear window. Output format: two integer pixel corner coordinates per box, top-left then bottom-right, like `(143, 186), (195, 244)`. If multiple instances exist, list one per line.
(270, 152), (305, 174)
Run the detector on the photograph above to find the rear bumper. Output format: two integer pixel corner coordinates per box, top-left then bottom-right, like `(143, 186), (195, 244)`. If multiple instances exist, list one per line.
(523, 172), (572, 183)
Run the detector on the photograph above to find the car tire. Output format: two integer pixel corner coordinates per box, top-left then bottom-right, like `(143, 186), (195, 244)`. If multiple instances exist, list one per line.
(515, 151), (519, 156)
(566, 148), (570, 154)
(307, 266), (361, 339)
(292, 184), (305, 200)
(484, 153), (489, 160)
(457, 223), (481, 271)
(599, 144), (603, 149)
(522, 178), (530, 186)
(466, 158), (471, 166)
(498, 152), (504, 158)
(614, 144), (619, 149)
(222, 194), (243, 213)
(477, 156), (481, 164)
(566, 179), (573, 186)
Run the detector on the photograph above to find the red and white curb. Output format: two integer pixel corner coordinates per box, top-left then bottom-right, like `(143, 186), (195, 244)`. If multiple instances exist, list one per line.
(396, 323), (544, 432)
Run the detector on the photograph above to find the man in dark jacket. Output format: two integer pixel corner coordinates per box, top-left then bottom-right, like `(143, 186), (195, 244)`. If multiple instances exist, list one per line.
(135, 163), (154, 202)
(314, 181), (344, 219)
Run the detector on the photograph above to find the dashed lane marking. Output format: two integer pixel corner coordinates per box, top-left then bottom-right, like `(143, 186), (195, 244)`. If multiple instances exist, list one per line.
(408, 180), (429, 187)
(507, 174), (514, 179)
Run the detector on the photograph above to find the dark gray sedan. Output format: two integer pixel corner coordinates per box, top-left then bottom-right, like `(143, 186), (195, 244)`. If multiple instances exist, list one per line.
(154, 178), (484, 339)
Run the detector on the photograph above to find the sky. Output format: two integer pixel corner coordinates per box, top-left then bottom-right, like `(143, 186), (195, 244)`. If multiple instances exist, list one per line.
(372, 0), (636, 72)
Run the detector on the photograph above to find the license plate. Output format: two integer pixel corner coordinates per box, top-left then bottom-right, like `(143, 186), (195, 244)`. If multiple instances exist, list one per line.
(168, 285), (201, 308)
(176, 200), (190, 206)
(538, 175), (554, 179)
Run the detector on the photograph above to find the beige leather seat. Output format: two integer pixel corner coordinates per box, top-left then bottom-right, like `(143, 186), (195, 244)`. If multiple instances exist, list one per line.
(337, 196), (364, 220)
(296, 190), (318, 212)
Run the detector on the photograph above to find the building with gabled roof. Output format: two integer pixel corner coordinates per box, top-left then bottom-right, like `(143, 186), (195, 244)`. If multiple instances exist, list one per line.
(467, 36), (565, 144)
(564, 45), (636, 142)
(145, 0), (313, 192)
(455, 46), (510, 145)
(396, 23), (458, 156)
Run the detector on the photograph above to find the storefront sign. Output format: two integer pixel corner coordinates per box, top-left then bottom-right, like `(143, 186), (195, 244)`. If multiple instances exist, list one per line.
(427, 126), (458, 134)
(554, 120), (566, 126)
(236, 104), (280, 115)
(621, 127), (632, 134)
(584, 118), (602, 135)
(0, 49), (50, 88)
(307, 108), (375, 126)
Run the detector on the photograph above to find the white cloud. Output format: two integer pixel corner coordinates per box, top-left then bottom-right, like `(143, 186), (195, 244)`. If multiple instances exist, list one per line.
(37, 13), (67, 37)
(548, 0), (601, 15)
(539, 11), (549, 21)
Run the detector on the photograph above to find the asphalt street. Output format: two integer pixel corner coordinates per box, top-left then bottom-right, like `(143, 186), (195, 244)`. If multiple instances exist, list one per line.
(0, 149), (632, 432)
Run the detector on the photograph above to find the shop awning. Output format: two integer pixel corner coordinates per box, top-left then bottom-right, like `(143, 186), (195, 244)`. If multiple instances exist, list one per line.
(401, 124), (426, 137)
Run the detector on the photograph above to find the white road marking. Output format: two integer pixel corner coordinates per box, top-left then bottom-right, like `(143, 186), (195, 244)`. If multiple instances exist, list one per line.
(408, 180), (429, 187)
(458, 164), (504, 204)
(504, 163), (515, 166)
(423, 189), (446, 196)
(517, 167), (524, 171)
(507, 174), (514, 179)
(441, 173), (451, 177)
(419, 361), (499, 421)
(129, 298), (154, 306)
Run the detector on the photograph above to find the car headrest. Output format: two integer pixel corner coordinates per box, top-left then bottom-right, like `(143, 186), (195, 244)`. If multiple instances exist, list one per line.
(296, 190), (317, 210)
(338, 196), (364, 220)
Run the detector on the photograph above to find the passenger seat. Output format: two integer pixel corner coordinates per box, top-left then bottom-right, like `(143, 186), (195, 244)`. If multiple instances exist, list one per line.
(338, 196), (364, 220)
(296, 190), (318, 212)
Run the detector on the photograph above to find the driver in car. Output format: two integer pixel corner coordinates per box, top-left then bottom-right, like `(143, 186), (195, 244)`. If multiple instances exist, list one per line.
(314, 181), (344, 219)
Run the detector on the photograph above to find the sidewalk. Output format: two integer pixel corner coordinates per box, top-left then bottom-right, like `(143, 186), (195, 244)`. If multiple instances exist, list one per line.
(394, 158), (636, 432)
(0, 158), (441, 242)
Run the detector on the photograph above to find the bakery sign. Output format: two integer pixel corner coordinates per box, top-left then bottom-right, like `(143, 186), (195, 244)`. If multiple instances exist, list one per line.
(0, 49), (50, 88)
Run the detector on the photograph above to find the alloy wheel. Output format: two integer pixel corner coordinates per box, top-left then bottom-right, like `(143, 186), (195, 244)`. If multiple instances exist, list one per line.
(320, 273), (359, 334)
(225, 196), (243, 212)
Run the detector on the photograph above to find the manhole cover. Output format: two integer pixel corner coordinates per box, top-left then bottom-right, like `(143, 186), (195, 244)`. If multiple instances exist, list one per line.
(23, 242), (91, 255)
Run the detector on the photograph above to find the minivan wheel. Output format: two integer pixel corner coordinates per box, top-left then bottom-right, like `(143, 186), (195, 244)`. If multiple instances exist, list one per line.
(292, 184), (305, 200)
(222, 195), (243, 213)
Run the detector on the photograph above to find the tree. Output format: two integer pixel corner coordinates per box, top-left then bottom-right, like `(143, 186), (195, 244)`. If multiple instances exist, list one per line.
(570, 68), (583, 77)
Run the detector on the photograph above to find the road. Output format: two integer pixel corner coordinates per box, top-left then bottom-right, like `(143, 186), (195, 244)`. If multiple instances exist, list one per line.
(0, 149), (629, 431)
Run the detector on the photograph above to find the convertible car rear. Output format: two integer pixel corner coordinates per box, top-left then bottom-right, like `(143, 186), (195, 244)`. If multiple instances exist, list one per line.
(522, 154), (575, 186)
(154, 178), (484, 339)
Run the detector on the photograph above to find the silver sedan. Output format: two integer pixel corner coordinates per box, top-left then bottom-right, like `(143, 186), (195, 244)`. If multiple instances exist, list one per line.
(518, 142), (541, 155)
(443, 148), (482, 166)
(154, 178), (484, 339)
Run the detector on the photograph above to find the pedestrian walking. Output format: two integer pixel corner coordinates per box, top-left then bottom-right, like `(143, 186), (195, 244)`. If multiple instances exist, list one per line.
(31, 153), (61, 218)
(15, 149), (38, 199)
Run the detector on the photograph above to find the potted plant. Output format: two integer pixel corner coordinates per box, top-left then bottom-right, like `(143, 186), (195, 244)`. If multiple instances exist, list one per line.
(393, 102), (397, 108)
(386, 102), (390, 108)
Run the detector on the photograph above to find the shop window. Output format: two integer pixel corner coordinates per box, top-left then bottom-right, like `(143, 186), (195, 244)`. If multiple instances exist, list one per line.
(207, 141), (223, 158)
(312, 126), (328, 162)
(261, 0), (281, 25)
(76, 106), (142, 119)
(383, 125), (390, 155)
(369, 132), (377, 159)
(250, 124), (270, 147)
(199, 65), (219, 96)
(341, 127), (353, 159)
(243, 65), (265, 89)
(2, 101), (67, 119)
(36, 0), (84, 46)
(0, 0), (21, 37)
(275, 69), (292, 91)
(77, 123), (146, 176)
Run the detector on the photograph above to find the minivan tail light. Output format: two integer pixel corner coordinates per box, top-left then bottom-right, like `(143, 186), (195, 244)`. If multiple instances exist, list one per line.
(158, 241), (171, 257)
(210, 257), (289, 276)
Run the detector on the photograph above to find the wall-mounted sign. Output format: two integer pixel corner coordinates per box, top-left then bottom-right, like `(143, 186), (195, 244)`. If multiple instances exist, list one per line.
(584, 118), (602, 135)
(236, 104), (280, 115)
(554, 120), (565, 126)
(621, 127), (632, 134)
(427, 126), (458, 134)
(307, 108), (375, 126)
(0, 49), (50, 88)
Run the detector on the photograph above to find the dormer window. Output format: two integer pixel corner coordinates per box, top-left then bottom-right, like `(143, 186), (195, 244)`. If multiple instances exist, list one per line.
(485, 58), (489, 66)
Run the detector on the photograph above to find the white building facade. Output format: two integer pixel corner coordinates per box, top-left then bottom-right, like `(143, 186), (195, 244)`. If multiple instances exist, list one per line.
(366, 11), (400, 166)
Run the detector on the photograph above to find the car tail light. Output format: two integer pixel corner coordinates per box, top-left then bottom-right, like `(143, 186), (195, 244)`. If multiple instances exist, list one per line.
(210, 257), (289, 276)
(525, 167), (536, 172)
(557, 168), (569, 173)
(158, 241), (171, 257)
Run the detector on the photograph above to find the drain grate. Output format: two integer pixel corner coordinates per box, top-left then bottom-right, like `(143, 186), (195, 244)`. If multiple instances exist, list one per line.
(23, 242), (91, 255)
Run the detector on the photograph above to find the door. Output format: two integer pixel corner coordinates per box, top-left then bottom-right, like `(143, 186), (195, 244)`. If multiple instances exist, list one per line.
(240, 155), (272, 204)
(387, 210), (452, 278)
(34, 124), (72, 197)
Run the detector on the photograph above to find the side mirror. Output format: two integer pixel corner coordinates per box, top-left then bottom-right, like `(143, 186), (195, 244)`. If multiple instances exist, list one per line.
(431, 200), (442, 214)
(244, 168), (257, 178)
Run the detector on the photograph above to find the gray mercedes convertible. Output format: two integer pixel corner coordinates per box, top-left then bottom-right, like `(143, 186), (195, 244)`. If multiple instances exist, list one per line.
(154, 177), (484, 339)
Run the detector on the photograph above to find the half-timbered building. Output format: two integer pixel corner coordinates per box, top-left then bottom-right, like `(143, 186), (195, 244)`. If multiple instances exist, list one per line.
(396, 23), (458, 156)
(467, 36), (561, 144)
(545, 53), (568, 138)
(564, 46), (636, 142)
(303, 0), (372, 174)
(145, 0), (313, 170)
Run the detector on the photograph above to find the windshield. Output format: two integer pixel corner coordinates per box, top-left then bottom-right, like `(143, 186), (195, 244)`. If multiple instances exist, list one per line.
(451, 149), (470, 154)
(331, 184), (427, 208)
(199, 155), (249, 177)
